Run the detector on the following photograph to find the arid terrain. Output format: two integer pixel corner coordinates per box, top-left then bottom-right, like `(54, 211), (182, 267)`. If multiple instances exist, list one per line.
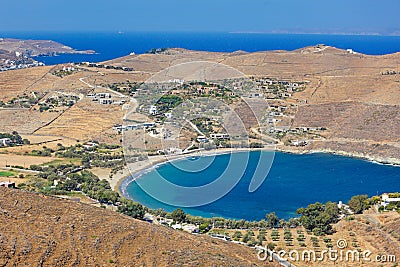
(0, 45), (399, 266)
(0, 38), (94, 58)
(1, 188), (399, 267)
(0, 187), (275, 266)
(0, 45), (399, 163)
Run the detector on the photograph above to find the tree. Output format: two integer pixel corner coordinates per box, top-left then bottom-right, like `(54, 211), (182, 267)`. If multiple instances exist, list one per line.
(266, 212), (279, 228)
(288, 218), (300, 228)
(247, 236), (257, 247)
(199, 222), (210, 233)
(117, 199), (145, 219)
(257, 232), (266, 245)
(242, 233), (250, 243)
(171, 208), (186, 223)
(232, 231), (243, 241)
(370, 196), (381, 205)
(348, 195), (369, 214)
(296, 201), (339, 236)
(57, 179), (78, 191)
(325, 201), (340, 219)
(278, 219), (288, 228)
(267, 242), (277, 250)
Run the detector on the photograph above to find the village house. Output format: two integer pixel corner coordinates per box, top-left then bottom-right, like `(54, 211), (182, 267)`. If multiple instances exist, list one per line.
(0, 138), (12, 147)
(113, 124), (142, 133)
(291, 140), (308, 147)
(270, 126), (290, 133)
(82, 142), (98, 149)
(381, 193), (400, 209)
(197, 135), (209, 143)
(143, 122), (156, 129)
(62, 65), (75, 72)
(97, 93), (111, 98)
(149, 105), (158, 115)
(210, 133), (230, 140)
(99, 99), (113, 105)
(249, 93), (264, 98)
(171, 223), (199, 234)
(0, 181), (16, 188)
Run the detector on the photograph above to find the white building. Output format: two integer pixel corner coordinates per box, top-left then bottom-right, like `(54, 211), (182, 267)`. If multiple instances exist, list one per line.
(210, 133), (230, 139)
(149, 105), (158, 115)
(0, 138), (12, 147)
(382, 193), (400, 205)
(0, 182), (15, 188)
(182, 224), (199, 233)
(97, 93), (111, 98)
(291, 140), (308, 147)
(82, 142), (98, 149)
(99, 99), (113, 105)
(197, 135), (208, 143)
(143, 122), (156, 128)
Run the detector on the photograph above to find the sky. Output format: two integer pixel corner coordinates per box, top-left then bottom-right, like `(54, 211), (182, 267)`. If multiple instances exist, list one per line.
(1, 0), (399, 35)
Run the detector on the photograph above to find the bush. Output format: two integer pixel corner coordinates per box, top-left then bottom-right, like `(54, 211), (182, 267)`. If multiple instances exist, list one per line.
(117, 199), (145, 219)
(348, 195), (370, 214)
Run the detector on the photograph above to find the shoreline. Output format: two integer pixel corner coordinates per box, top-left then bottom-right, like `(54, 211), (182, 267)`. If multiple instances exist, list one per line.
(276, 147), (400, 167)
(115, 147), (258, 196)
(114, 147), (400, 199)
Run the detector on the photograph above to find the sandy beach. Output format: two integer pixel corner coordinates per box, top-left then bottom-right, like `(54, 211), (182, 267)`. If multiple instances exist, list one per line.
(111, 147), (268, 195)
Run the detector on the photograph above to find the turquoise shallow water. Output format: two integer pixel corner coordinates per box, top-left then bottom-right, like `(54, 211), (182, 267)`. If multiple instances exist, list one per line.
(123, 152), (400, 220)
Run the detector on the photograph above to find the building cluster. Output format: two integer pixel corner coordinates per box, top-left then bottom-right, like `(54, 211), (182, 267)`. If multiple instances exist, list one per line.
(0, 58), (44, 72)
(79, 62), (133, 72)
(197, 133), (230, 143)
(39, 92), (81, 110)
(130, 77), (328, 149)
(252, 77), (307, 100)
(112, 122), (156, 133)
(144, 214), (200, 234)
(86, 93), (127, 105)
(62, 65), (75, 72)
(270, 126), (326, 135)
(51, 64), (79, 77)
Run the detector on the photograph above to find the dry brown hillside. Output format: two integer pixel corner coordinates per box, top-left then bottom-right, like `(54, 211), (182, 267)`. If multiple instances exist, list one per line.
(0, 45), (399, 163)
(0, 188), (275, 267)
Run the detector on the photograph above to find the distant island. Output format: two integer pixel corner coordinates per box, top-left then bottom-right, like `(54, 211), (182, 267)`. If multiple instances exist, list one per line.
(0, 38), (95, 71)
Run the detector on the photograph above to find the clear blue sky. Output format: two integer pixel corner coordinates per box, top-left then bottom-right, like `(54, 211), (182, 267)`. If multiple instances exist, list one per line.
(1, 0), (399, 34)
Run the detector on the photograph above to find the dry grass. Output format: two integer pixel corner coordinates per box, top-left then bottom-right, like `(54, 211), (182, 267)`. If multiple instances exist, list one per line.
(0, 153), (59, 168)
(34, 98), (124, 142)
(0, 187), (274, 266)
(2, 46), (399, 157)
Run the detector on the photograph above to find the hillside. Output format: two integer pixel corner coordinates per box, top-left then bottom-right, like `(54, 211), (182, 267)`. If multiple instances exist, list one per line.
(0, 38), (94, 57)
(0, 38), (94, 71)
(0, 187), (273, 266)
(0, 45), (398, 164)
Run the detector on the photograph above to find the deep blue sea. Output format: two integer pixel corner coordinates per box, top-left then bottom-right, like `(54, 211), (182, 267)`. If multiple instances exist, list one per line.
(2, 32), (400, 65)
(125, 152), (400, 221)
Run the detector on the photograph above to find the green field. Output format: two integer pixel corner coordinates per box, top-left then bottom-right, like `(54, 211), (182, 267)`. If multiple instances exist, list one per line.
(0, 171), (17, 177)
(39, 158), (81, 166)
